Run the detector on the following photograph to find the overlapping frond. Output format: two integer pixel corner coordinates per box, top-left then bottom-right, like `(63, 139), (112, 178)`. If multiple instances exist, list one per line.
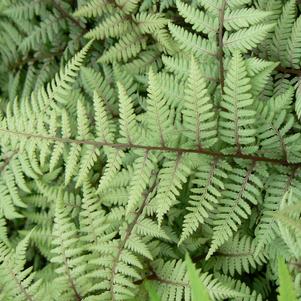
(0, 1), (301, 300)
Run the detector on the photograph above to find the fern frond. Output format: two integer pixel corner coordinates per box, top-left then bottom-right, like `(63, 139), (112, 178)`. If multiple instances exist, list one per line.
(0, 1), (301, 299)
(271, 0), (296, 64)
(76, 144), (100, 187)
(126, 151), (157, 214)
(99, 31), (147, 63)
(116, 0), (141, 14)
(206, 234), (266, 275)
(0, 232), (42, 301)
(207, 162), (266, 259)
(97, 149), (124, 192)
(4, 0), (46, 20)
(258, 111), (301, 163)
(151, 259), (247, 301)
(74, 0), (112, 17)
(84, 12), (130, 40)
(219, 52), (257, 154)
(180, 158), (230, 244)
(176, 0), (218, 35)
(146, 69), (174, 146)
(51, 199), (86, 300)
(154, 153), (191, 225)
(223, 24), (275, 53)
(168, 23), (218, 58)
(81, 67), (117, 108)
(118, 82), (140, 145)
(285, 15), (301, 68)
(20, 15), (65, 53)
(224, 8), (272, 31)
(183, 56), (217, 149)
(135, 12), (169, 34)
(42, 40), (93, 108)
(254, 169), (300, 255)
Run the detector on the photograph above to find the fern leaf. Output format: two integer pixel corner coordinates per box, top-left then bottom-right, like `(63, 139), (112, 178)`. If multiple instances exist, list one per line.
(151, 259), (247, 301)
(0, 232), (41, 301)
(97, 149), (124, 192)
(146, 69), (176, 146)
(118, 82), (139, 144)
(134, 218), (169, 240)
(126, 151), (157, 214)
(74, 0), (112, 17)
(84, 12), (130, 40)
(224, 8), (273, 31)
(115, 0), (140, 14)
(20, 15), (65, 53)
(81, 68), (117, 108)
(176, 1), (218, 35)
(51, 199), (85, 300)
(64, 144), (81, 185)
(77, 100), (91, 140)
(285, 15), (301, 67)
(10, 158), (30, 193)
(76, 145), (100, 187)
(135, 12), (169, 34)
(44, 40), (93, 107)
(271, 0), (296, 64)
(219, 52), (257, 154)
(207, 162), (265, 259)
(180, 158), (230, 244)
(168, 23), (218, 58)
(154, 154), (191, 225)
(183, 56), (217, 149)
(4, 0), (46, 19)
(254, 169), (300, 255)
(93, 91), (114, 143)
(206, 234), (266, 275)
(258, 112), (301, 163)
(98, 31), (147, 63)
(223, 24), (275, 53)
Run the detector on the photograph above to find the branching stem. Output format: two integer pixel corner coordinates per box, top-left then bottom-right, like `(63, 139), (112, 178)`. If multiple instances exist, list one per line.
(1, 128), (301, 168)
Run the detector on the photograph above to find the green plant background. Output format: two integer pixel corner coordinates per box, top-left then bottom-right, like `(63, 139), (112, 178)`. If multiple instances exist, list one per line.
(0, 0), (300, 300)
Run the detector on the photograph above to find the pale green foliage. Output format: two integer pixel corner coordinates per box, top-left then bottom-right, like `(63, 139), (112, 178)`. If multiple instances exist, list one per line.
(180, 158), (230, 244)
(0, 0), (300, 300)
(220, 52), (257, 154)
(206, 234), (266, 275)
(278, 257), (298, 301)
(144, 281), (161, 301)
(207, 161), (266, 259)
(185, 254), (212, 301)
(183, 57), (217, 149)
